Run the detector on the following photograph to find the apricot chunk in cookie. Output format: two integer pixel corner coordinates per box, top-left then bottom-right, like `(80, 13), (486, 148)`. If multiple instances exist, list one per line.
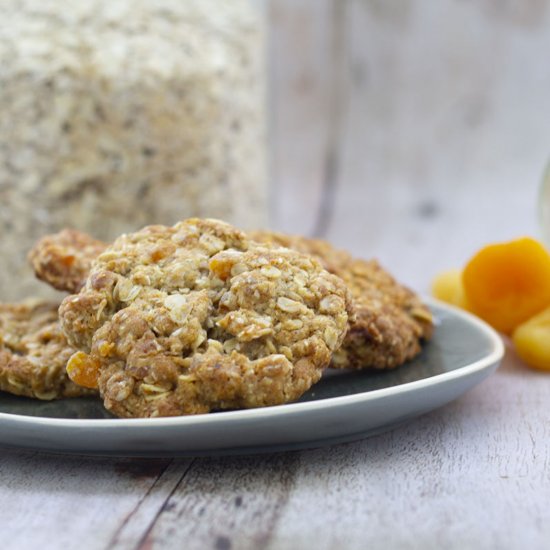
(0, 300), (95, 400)
(59, 219), (353, 418)
(251, 231), (433, 370)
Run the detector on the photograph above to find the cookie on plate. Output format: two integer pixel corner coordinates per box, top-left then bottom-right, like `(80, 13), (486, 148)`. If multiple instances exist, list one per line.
(59, 219), (354, 418)
(251, 231), (433, 370)
(28, 228), (107, 293)
(0, 300), (95, 400)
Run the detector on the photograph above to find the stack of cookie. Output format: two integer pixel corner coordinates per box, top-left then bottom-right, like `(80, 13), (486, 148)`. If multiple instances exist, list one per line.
(0, 219), (433, 418)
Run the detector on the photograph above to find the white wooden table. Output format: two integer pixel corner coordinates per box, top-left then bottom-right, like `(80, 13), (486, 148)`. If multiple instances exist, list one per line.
(2, 1), (550, 548)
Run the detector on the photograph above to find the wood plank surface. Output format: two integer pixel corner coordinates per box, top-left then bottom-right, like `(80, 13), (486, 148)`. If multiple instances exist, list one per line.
(2, 1), (550, 549)
(269, 0), (337, 235)
(271, 0), (550, 293)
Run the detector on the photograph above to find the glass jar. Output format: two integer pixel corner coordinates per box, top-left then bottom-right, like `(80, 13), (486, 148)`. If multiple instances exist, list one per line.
(0, 0), (267, 300)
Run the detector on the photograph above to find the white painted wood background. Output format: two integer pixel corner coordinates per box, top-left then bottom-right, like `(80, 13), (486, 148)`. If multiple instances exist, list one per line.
(2, 1), (550, 549)
(270, 0), (550, 291)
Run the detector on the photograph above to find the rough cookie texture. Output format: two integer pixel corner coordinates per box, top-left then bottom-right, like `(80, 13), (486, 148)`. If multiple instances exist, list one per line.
(29, 229), (107, 294)
(251, 231), (433, 370)
(0, 300), (95, 400)
(33, 226), (432, 371)
(60, 219), (353, 418)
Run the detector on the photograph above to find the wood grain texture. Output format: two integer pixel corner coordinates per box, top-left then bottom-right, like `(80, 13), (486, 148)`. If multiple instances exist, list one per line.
(269, 0), (337, 235)
(2, 1), (550, 549)
(136, 454), (298, 549)
(270, 347), (550, 550)
(0, 454), (172, 550)
(326, 0), (550, 292)
(270, 0), (550, 293)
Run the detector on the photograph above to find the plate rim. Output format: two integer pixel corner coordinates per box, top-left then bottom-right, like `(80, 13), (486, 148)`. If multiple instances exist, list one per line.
(0, 298), (504, 429)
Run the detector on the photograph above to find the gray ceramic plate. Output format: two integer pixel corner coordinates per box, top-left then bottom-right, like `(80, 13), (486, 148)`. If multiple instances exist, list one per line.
(0, 300), (503, 457)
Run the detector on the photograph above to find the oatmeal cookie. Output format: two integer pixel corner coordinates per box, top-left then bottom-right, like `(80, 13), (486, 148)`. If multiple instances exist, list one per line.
(0, 300), (95, 400)
(33, 226), (432, 371)
(59, 219), (353, 418)
(28, 229), (107, 294)
(250, 231), (433, 370)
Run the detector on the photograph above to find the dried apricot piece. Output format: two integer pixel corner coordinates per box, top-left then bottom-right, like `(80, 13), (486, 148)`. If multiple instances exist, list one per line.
(462, 237), (550, 334)
(66, 351), (100, 389)
(431, 269), (471, 310)
(512, 307), (550, 371)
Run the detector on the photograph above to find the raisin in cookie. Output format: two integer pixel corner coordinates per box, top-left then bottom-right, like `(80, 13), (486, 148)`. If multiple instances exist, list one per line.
(59, 219), (353, 418)
(28, 229), (107, 293)
(251, 231), (433, 370)
(0, 300), (95, 400)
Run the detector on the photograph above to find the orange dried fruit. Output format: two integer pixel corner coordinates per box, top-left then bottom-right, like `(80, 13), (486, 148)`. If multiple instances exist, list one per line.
(66, 351), (100, 389)
(431, 269), (471, 310)
(209, 256), (232, 281)
(462, 237), (550, 334)
(512, 307), (550, 371)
